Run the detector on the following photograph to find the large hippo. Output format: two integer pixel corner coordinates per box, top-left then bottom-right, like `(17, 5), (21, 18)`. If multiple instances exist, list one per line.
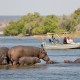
(8, 45), (53, 65)
(0, 47), (9, 65)
(19, 57), (41, 65)
(74, 58), (80, 63)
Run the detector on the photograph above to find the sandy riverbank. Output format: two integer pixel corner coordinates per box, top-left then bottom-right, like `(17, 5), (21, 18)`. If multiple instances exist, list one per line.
(33, 33), (80, 40)
(1, 32), (80, 38)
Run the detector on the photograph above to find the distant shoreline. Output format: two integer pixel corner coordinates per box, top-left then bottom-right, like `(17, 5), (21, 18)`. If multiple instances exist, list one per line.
(1, 32), (80, 38)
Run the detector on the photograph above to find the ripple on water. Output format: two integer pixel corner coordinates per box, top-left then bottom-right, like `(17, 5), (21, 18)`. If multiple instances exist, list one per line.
(0, 37), (80, 80)
(0, 63), (80, 80)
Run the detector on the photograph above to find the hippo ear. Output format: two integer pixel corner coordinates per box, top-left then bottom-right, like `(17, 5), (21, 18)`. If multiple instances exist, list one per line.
(42, 48), (45, 51)
(41, 48), (45, 51)
(40, 48), (46, 55)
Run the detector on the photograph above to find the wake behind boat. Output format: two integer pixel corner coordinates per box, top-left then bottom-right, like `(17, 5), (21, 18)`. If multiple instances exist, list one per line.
(42, 42), (80, 50)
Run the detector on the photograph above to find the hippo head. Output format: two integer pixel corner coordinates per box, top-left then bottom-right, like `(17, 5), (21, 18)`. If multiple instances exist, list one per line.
(39, 48), (50, 62)
(0, 55), (8, 65)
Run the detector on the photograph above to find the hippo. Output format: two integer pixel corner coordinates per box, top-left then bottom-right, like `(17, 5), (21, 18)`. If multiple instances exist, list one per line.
(8, 45), (53, 65)
(0, 47), (9, 65)
(74, 58), (80, 63)
(19, 57), (41, 65)
(64, 60), (73, 63)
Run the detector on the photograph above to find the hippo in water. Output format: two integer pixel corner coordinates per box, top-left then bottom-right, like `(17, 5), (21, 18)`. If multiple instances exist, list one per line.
(0, 47), (9, 65)
(74, 58), (80, 63)
(64, 60), (73, 63)
(64, 58), (80, 63)
(8, 45), (54, 65)
(19, 57), (41, 65)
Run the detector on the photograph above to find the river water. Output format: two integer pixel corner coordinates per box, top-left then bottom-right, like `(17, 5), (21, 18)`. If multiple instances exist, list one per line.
(0, 36), (80, 80)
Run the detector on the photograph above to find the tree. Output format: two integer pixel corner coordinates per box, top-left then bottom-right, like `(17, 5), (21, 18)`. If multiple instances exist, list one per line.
(43, 15), (60, 33)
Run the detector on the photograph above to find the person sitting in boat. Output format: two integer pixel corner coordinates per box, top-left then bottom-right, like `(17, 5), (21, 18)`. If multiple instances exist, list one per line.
(63, 37), (74, 44)
(49, 35), (59, 44)
(66, 37), (74, 44)
(63, 37), (67, 44)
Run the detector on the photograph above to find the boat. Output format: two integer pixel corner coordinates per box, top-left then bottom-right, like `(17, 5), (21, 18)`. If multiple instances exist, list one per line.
(41, 42), (80, 50)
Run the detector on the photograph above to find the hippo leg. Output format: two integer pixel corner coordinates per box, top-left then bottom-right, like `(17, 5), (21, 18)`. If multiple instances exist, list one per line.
(2, 59), (7, 65)
(12, 59), (19, 65)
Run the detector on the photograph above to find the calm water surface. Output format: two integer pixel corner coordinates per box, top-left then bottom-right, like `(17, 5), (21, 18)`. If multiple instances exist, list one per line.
(0, 36), (80, 80)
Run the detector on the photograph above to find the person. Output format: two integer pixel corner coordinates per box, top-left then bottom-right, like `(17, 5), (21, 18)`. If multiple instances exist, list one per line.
(49, 35), (59, 44)
(63, 37), (67, 44)
(66, 37), (74, 44)
(63, 37), (74, 44)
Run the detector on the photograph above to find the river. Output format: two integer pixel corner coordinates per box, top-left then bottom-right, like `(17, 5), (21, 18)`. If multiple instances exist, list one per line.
(0, 36), (80, 80)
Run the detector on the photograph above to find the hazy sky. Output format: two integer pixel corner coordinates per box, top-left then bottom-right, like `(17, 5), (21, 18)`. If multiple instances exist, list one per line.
(0, 0), (80, 16)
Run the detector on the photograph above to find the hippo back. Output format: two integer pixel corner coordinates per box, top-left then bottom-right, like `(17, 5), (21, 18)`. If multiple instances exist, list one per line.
(8, 46), (41, 61)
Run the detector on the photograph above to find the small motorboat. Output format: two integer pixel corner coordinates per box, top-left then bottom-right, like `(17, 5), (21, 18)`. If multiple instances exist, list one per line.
(41, 42), (80, 50)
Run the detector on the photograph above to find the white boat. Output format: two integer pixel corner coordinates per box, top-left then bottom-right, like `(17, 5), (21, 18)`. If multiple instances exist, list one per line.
(42, 42), (80, 50)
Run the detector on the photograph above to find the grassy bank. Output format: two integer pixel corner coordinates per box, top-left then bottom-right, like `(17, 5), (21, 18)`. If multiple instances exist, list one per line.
(56, 32), (80, 38)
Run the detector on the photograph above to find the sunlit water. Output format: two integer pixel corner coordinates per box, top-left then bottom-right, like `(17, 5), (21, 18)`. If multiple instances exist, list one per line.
(0, 36), (80, 80)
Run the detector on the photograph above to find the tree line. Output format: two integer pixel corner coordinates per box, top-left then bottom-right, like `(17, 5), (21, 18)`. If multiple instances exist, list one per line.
(3, 8), (80, 36)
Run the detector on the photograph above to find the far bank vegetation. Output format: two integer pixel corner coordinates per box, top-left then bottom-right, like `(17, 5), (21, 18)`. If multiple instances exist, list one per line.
(3, 8), (80, 37)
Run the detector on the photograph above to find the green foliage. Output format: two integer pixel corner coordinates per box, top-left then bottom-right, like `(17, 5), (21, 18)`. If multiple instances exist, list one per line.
(3, 9), (80, 36)
(3, 21), (18, 35)
(4, 12), (60, 35)
(32, 26), (46, 35)
(43, 15), (60, 33)
(3, 20), (25, 36)
(74, 8), (80, 15)
(59, 8), (80, 32)
(22, 27), (26, 35)
(61, 18), (77, 32)
(71, 8), (80, 24)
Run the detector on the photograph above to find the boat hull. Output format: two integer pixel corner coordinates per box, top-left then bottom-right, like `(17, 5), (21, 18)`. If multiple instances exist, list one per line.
(43, 43), (80, 50)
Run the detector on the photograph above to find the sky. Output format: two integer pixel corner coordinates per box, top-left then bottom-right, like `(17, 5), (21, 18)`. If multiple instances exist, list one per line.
(0, 0), (80, 16)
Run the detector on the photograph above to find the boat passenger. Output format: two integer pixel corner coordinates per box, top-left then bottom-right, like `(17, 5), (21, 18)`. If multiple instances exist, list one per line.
(63, 37), (74, 44)
(66, 37), (74, 44)
(49, 35), (59, 44)
(63, 37), (67, 44)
